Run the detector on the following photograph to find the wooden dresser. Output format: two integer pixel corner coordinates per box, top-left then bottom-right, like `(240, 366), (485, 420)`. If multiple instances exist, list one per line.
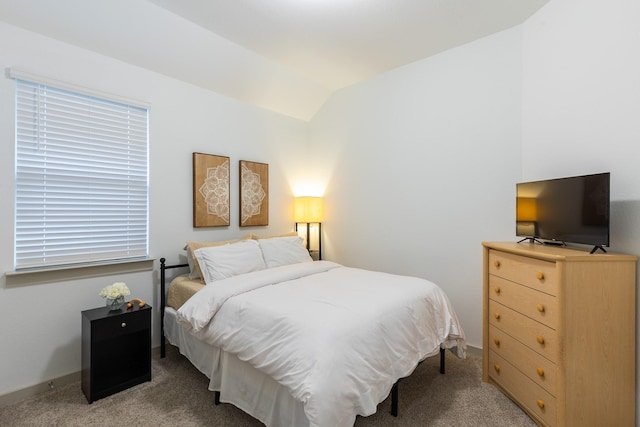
(482, 242), (636, 427)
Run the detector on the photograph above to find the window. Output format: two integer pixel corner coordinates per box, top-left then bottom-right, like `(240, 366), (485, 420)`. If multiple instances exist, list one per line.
(13, 74), (149, 270)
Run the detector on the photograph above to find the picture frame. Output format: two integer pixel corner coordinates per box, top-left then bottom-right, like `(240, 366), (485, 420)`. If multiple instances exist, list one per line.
(193, 152), (230, 227)
(239, 160), (269, 227)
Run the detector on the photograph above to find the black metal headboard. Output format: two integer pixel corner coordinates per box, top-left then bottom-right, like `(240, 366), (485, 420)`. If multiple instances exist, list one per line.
(159, 257), (189, 358)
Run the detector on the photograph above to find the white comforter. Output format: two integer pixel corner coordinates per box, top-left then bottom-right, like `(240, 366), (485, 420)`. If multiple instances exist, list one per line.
(176, 261), (466, 427)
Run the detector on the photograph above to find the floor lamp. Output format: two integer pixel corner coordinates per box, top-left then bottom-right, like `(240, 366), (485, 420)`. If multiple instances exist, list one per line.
(294, 196), (323, 260)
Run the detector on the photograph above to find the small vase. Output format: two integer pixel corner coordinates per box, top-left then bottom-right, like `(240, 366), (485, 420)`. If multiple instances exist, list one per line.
(106, 295), (125, 311)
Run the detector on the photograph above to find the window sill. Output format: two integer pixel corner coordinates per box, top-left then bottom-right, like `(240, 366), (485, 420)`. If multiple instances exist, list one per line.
(4, 259), (155, 287)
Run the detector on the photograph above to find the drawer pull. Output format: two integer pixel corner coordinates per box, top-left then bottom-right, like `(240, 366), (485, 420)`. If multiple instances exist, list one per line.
(494, 260), (501, 268)
(493, 338), (500, 347)
(121, 322), (127, 328)
(494, 312), (501, 320)
(494, 364), (501, 373)
(536, 304), (545, 313)
(536, 272), (545, 280)
(536, 367), (545, 377)
(537, 400), (545, 409)
(536, 335), (545, 345)
(494, 286), (501, 295)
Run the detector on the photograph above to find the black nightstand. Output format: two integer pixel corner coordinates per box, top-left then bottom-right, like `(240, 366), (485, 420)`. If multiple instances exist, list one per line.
(81, 303), (151, 403)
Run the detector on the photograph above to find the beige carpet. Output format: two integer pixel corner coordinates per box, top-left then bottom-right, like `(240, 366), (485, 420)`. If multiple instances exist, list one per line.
(0, 347), (536, 427)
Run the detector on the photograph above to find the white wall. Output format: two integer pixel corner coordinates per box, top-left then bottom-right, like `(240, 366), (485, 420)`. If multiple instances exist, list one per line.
(308, 27), (524, 348)
(522, 0), (640, 197)
(0, 22), (308, 396)
(521, 0), (640, 416)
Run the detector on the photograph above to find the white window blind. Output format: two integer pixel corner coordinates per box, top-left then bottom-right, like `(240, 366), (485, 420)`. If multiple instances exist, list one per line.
(14, 78), (149, 270)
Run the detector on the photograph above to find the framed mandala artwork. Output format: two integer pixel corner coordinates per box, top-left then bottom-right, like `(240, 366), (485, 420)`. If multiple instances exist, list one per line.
(193, 152), (230, 227)
(239, 160), (269, 227)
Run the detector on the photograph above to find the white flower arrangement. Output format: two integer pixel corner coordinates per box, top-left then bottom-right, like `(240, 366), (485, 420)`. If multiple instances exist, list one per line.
(99, 282), (131, 299)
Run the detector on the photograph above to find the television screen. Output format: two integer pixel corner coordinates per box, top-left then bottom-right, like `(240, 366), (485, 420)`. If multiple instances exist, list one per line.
(516, 172), (610, 248)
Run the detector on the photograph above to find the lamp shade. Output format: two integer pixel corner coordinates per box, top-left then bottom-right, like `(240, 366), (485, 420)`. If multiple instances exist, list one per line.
(294, 197), (323, 222)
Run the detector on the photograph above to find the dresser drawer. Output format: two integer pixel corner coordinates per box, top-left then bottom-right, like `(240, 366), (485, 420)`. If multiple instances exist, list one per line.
(489, 324), (557, 396)
(489, 300), (558, 362)
(489, 276), (558, 329)
(489, 250), (557, 296)
(489, 351), (556, 426)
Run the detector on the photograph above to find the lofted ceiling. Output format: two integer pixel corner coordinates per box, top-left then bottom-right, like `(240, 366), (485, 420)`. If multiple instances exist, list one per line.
(0, 0), (549, 121)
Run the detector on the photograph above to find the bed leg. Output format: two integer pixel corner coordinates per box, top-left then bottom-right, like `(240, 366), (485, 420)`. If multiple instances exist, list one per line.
(440, 347), (445, 374)
(390, 381), (399, 417)
(160, 257), (166, 359)
(214, 391), (221, 405)
(158, 258), (189, 360)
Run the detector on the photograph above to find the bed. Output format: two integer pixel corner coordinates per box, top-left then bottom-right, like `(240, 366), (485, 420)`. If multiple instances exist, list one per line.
(159, 235), (466, 427)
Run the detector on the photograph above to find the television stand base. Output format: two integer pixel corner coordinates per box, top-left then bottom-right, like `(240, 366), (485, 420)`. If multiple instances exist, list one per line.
(517, 237), (543, 245)
(590, 245), (607, 254)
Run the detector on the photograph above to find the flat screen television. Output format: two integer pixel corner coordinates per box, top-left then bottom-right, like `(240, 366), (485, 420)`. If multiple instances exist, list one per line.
(516, 172), (610, 252)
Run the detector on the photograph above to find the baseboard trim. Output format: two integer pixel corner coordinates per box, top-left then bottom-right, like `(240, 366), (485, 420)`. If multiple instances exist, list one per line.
(0, 345), (480, 408)
(0, 371), (80, 408)
(466, 344), (482, 357)
(0, 346), (164, 408)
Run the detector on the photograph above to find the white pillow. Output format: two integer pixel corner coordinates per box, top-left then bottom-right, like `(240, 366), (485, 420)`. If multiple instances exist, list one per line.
(258, 236), (313, 269)
(194, 239), (266, 283)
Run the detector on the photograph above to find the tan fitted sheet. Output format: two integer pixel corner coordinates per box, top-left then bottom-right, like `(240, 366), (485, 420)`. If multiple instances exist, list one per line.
(167, 274), (204, 309)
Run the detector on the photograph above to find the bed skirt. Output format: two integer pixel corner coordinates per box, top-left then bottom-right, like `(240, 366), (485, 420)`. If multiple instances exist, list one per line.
(164, 307), (310, 427)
